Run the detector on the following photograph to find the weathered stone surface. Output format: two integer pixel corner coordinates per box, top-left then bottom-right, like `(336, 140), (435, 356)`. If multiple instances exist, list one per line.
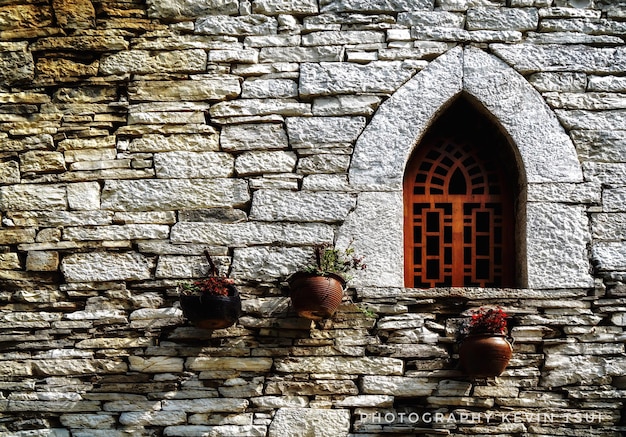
(52, 0), (95, 30)
(467, 7), (538, 30)
(0, 42), (34, 85)
(32, 358), (128, 376)
(100, 49), (206, 75)
(583, 162), (626, 185)
(320, 0), (432, 12)
(526, 203), (593, 289)
(593, 242), (626, 271)
(250, 395), (308, 408)
(128, 356), (184, 373)
(335, 395), (393, 407)
(592, 214), (626, 240)
(242, 78), (298, 99)
(129, 133), (219, 152)
(253, 0), (318, 15)
(527, 182), (601, 204)
(67, 182), (101, 210)
(235, 151), (297, 175)
(299, 156), (350, 176)
(187, 357), (272, 374)
(129, 77), (241, 102)
(604, 187), (626, 212)
(155, 255), (224, 278)
(64, 224), (170, 241)
(146, 0), (239, 19)
(221, 124), (289, 151)
(558, 109), (626, 131)
(210, 99), (311, 118)
(231, 246), (311, 281)
(164, 425), (266, 436)
(546, 92), (626, 110)
(274, 357), (403, 375)
(0, 160), (19, 183)
(312, 95), (381, 116)
(31, 36), (129, 52)
(529, 72), (586, 92)
(60, 414), (116, 429)
(286, 116), (365, 146)
(541, 355), (626, 388)
(171, 221), (332, 246)
(128, 110), (206, 125)
(0, 5), (53, 30)
(0, 184), (67, 211)
(588, 75), (626, 92)
(268, 408), (350, 437)
(304, 30), (384, 46)
(0, 252), (20, 270)
(120, 410), (187, 426)
(162, 398), (248, 413)
(299, 62), (416, 97)
(338, 191), (403, 288)
(154, 152), (234, 178)
(101, 179), (250, 211)
(26, 251), (59, 271)
(250, 189), (356, 222)
(259, 46), (343, 63)
(398, 10), (464, 27)
(61, 252), (155, 282)
(195, 14), (278, 36)
(361, 376), (436, 396)
(491, 44), (626, 73)
(573, 130), (626, 162)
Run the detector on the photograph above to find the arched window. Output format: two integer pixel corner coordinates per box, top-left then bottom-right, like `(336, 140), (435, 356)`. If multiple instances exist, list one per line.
(404, 99), (518, 288)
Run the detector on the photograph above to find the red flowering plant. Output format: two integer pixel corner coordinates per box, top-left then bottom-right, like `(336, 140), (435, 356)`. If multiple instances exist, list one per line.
(178, 276), (234, 297)
(178, 251), (235, 297)
(461, 306), (509, 336)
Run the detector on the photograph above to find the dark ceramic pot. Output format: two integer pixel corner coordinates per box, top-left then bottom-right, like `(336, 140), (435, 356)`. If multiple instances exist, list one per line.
(179, 285), (241, 330)
(459, 334), (513, 377)
(288, 272), (345, 320)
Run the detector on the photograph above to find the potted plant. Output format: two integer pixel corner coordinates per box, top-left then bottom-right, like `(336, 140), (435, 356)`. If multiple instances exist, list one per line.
(458, 306), (513, 377)
(288, 243), (366, 320)
(178, 251), (241, 330)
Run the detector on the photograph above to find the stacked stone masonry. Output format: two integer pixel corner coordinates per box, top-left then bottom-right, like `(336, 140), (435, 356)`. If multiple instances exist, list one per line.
(0, 0), (625, 436)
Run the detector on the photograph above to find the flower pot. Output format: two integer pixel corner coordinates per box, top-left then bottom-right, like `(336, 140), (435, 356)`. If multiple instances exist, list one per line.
(288, 272), (345, 320)
(459, 334), (513, 377)
(179, 285), (241, 330)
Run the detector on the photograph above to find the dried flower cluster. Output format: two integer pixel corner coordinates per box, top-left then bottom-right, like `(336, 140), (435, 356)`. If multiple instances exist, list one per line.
(466, 306), (509, 335)
(304, 243), (367, 281)
(179, 277), (234, 297)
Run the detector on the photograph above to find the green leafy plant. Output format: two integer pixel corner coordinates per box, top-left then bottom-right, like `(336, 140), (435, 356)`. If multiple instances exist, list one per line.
(462, 306), (509, 335)
(303, 243), (366, 282)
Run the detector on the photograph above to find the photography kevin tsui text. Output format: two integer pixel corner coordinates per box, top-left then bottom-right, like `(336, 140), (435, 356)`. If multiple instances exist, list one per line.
(360, 411), (605, 425)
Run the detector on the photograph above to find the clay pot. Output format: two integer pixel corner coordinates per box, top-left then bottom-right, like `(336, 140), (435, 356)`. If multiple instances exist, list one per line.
(179, 285), (241, 330)
(459, 334), (513, 377)
(288, 272), (345, 320)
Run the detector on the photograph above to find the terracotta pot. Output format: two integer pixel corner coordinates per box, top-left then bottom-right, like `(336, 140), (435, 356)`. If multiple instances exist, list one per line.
(179, 285), (241, 330)
(459, 334), (513, 377)
(288, 272), (345, 320)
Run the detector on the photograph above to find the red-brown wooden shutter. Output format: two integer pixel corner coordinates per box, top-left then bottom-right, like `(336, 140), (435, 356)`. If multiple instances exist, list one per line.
(404, 137), (515, 288)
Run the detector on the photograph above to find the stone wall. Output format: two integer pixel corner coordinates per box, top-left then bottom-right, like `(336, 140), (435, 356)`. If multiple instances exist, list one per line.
(0, 0), (625, 436)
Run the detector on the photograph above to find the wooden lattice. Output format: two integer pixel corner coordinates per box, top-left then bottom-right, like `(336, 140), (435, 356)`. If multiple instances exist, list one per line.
(404, 137), (515, 288)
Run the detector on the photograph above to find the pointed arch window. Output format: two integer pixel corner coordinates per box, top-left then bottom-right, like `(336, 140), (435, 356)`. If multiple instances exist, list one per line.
(404, 99), (517, 288)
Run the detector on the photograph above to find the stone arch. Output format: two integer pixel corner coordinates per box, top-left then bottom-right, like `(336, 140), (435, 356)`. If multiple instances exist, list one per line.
(340, 46), (593, 290)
